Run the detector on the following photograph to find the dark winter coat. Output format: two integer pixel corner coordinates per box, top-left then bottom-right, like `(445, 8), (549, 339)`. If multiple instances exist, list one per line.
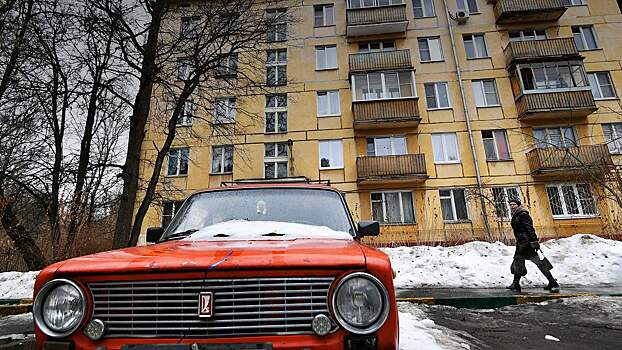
(511, 206), (538, 257)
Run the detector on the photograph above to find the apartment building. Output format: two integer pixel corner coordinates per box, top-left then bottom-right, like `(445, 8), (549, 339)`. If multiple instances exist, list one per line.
(139, 0), (622, 245)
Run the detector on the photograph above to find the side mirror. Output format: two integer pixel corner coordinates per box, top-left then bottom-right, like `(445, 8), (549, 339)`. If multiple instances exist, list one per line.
(357, 221), (380, 237)
(146, 227), (165, 243)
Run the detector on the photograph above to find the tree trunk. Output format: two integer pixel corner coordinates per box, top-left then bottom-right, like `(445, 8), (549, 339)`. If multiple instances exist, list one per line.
(0, 0), (34, 100)
(0, 196), (47, 270)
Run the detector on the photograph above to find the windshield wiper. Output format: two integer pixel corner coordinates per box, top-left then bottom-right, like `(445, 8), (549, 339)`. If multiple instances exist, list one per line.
(262, 232), (285, 237)
(162, 229), (199, 241)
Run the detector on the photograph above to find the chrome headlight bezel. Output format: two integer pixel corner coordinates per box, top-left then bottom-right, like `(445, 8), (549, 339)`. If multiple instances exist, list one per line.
(33, 279), (86, 338)
(331, 272), (390, 334)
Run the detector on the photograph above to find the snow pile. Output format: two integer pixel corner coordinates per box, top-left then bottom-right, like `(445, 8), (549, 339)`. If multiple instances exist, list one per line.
(186, 220), (353, 241)
(398, 303), (472, 350)
(0, 271), (38, 299)
(383, 234), (622, 288)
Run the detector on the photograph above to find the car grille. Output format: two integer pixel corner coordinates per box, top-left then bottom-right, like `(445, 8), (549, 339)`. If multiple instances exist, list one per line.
(88, 277), (335, 338)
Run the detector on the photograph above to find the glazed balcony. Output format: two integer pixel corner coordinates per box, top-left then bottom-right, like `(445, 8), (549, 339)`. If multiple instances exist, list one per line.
(504, 38), (581, 67)
(353, 98), (420, 130)
(349, 49), (412, 74)
(527, 144), (613, 177)
(357, 154), (428, 184)
(494, 0), (567, 25)
(515, 90), (597, 121)
(346, 4), (408, 37)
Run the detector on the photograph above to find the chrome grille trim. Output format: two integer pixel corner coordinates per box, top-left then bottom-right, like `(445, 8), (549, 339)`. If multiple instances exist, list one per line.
(89, 277), (335, 338)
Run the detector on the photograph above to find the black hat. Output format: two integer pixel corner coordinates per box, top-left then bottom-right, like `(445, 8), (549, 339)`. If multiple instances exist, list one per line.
(508, 198), (521, 206)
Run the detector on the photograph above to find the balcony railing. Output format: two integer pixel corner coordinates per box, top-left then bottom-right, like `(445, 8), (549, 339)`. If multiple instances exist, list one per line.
(353, 98), (420, 130)
(357, 154), (427, 183)
(494, 0), (567, 24)
(346, 4), (408, 37)
(504, 38), (580, 66)
(515, 90), (597, 121)
(349, 50), (412, 74)
(527, 145), (613, 176)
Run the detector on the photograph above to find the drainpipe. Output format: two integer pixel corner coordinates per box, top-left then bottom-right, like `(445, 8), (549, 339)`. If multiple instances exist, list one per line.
(441, 0), (492, 240)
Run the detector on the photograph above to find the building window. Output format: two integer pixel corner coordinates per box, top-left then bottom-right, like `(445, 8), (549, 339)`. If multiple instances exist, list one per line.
(413, 0), (435, 17)
(367, 136), (407, 156)
(214, 97), (236, 124)
(161, 200), (185, 229)
(352, 71), (416, 101)
(371, 192), (415, 224)
(314, 4), (335, 27)
(216, 53), (238, 77)
(518, 61), (588, 91)
(482, 130), (511, 161)
(546, 183), (597, 218)
(319, 140), (344, 169)
(602, 123), (622, 154)
(492, 187), (521, 220)
(265, 94), (287, 133)
(177, 100), (195, 127)
(588, 72), (616, 99)
(439, 189), (469, 222)
(177, 58), (192, 80)
(266, 8), (287, 42)
(211, 145), (233, 174)
(472, 79), (500, 107)
(563, 0), (585, 6)
(266, 49), (287, 86)
(359, 41), (395, 52)
(424, 82), (450, 109)
(432, 133), (460, 163)
(317, 90), (340, 116)
(456, 0), (478, 13)
(180, 16), (200, 39)
(572, 25), (599, 51)
(167, 147), (189, 176)
(348, 0), (404, 9)
(316, 45), (338, 70)
(463, 34), (488, 59)
(533, 127), (578, 149)
(418, 37), (443, 62)
(509, 29), (547, 42)
(264, 143), (288, 178)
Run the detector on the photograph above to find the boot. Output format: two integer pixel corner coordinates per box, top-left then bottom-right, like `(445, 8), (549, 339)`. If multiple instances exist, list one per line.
(544, 280), (559, 293)
(506, 275), (521, 293)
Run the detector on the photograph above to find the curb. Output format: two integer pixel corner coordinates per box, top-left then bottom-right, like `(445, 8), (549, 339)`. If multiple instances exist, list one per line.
(396, 293), (596, 309)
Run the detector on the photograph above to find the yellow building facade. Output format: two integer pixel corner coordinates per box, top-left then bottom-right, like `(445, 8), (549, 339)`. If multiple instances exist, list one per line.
(139, 0), (622, 245)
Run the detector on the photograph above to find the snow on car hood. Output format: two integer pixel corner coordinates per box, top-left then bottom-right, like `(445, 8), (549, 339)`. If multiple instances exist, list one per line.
(183, 220), (354, 241)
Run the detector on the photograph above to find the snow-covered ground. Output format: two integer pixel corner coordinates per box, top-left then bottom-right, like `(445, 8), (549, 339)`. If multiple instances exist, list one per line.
(0, 271), (38, 299)
(398, 303), (472, 350)
(384, 234), (622, 289)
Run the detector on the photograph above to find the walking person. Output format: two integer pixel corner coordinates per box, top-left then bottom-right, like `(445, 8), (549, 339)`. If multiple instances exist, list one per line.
(506, 198), (559, 293)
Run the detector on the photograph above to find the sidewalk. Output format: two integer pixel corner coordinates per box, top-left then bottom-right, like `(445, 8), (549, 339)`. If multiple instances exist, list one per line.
(395, 286), (622, 309)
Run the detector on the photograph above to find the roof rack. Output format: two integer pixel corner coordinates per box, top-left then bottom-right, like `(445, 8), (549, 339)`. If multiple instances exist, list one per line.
(220, 177), (331, 187)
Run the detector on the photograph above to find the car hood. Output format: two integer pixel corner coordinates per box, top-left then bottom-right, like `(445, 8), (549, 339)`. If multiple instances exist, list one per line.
(55, 239), (367, 274)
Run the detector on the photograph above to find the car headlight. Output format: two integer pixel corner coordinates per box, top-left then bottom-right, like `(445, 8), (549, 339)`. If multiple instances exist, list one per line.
(33, 279), (86, 337)
(331, 272), (390, 334)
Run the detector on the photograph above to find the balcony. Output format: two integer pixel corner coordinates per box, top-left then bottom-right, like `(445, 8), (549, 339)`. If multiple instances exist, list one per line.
(353, 98), (420, 130)
(515, 90), (597, 121)
(504, 38), (581, 67)
(527, 145), (613, 177)
(494, 0), (567, 25)
(349, 49), (412, 74)
(346, 4), (408, 37)
(357, 154), (428, 184)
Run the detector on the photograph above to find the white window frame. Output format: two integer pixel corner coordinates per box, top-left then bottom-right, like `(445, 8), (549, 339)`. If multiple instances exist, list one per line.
(602, 123), (622, 154)
(319, 140), (344, 170)
(211, 145), (234, 174)
(177, 100), (195, 127)
(439, 188), (469, 222)
(265, 94), (288, 133)
(351, 71), (417, 102)
(213, 97), (236, 124)
(413, 0), (435, 18)
(314, 4), (335, 27)
(491, 186), (521, 220)
(588, 72), (617, 100)
(367, 136), (407, 156)
(482, 130), (511, 161)
(463, 33), (488, 59)
(371, 191), (416, 225)
(266, 8), (287, 42)
(166, 147), (189, 177)
(348, 0), (404, 9)
(432, 133), (460, 164)
(316, 45), (338, 70)
(563, 0), (585, 6)
(546, 183), (598, 219)
(572, 25), (599, 51)
(533, 126), (578, 149)
(425, 82), (451, 109)
(358, 41), (395, 52)
(516, 61), (590, 94)
(418, 37), (443, 62)
(216, 53), (238, 77)
(456, 0), (478, 13)
(472, 79), (500, 107)
(509, 29), (547, 42)
(266, 49), (287, 86)
(180, 16), (200, 39)
(161, 200), (185, 228)
(264, 142), (289, 178)
(317, 90), (341, 116)
(177, 58), (192, 80)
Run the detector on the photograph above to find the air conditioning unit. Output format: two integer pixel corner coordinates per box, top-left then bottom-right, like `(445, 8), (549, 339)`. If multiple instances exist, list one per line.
(455, 10), (470, 24)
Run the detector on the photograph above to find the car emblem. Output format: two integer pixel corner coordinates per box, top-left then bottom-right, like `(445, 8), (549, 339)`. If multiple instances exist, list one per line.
(198, 292), (213, 318)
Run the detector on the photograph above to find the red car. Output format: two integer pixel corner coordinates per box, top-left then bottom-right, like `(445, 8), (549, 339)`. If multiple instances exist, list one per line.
(33, 184), (399, 349)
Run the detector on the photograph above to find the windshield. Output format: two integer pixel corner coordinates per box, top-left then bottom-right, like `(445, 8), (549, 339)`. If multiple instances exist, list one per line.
(162, 188), (355, 240)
